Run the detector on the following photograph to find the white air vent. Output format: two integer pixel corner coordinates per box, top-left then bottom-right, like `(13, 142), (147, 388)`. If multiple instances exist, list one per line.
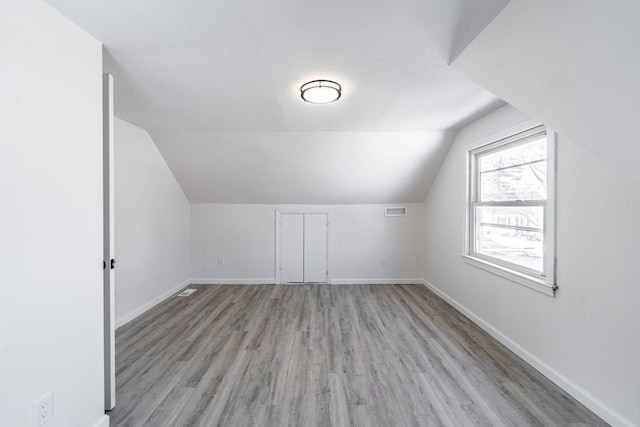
(385, 207), (407, 217)
(177, 288), (197, 297)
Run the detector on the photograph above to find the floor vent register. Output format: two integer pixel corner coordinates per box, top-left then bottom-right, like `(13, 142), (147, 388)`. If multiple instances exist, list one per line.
(177, 288), (197, 297)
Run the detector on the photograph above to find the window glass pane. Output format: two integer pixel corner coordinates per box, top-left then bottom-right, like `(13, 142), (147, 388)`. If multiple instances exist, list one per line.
(480, 161), (547, 201)
(479, 135), (546, 173)
(475, 206), (544, 273)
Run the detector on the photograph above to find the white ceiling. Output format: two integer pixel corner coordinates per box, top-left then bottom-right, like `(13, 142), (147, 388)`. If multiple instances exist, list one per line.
(151, 131), (456, 203)
(49, 0), (508, 203)
(452, 0), (640, 183)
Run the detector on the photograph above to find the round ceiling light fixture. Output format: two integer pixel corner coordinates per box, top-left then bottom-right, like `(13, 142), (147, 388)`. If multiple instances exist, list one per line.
(300, 79), (341, 104)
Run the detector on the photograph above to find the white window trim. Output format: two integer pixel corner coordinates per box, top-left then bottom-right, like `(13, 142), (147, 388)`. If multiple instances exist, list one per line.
(463, 122), (557, 297)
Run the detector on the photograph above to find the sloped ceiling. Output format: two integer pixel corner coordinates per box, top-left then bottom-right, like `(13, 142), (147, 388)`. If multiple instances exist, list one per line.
(452, 0), (640, 182)
(152, 131), (453, 204)
(49, 0), (508, 203)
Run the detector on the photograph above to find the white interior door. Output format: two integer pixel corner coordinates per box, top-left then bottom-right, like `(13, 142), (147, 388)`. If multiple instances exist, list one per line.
(280, 213), (304, 283)
(278, 212), (328, 284)
(102, 74), (116, 411)
(304, 214), (328, 283)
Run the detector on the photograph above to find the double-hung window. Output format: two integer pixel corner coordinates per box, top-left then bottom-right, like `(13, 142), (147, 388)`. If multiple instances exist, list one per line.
(465, 125), (557, 296)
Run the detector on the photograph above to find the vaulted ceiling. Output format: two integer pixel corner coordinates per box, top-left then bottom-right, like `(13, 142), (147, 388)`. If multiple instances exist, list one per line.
(49, 0), (508, 203)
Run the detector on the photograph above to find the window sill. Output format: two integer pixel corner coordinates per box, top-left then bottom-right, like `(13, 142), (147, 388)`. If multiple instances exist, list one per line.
(461, 254), (557, 297)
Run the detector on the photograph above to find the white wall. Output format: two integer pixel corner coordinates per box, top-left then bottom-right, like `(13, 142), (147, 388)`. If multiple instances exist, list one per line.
(423, 105), (640, 426)
(452, 0), (640, 183)
(114, 118), (190, 326)
(444, 3), (640, 425)
(0, 2), (107, 426)
(191, 204), (424, 283)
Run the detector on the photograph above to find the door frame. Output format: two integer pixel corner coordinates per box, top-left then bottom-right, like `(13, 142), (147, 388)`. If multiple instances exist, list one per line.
(102, 73), (116, 410)
(275, 209), (331, 285)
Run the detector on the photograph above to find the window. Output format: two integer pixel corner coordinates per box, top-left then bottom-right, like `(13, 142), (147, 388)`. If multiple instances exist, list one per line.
(465, 125), (557, 296)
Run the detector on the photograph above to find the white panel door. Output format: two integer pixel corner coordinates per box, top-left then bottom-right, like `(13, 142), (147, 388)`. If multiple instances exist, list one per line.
(304, 214), (328, 283)
(280, 213), (304, 283)
(102, 74), (116, 411)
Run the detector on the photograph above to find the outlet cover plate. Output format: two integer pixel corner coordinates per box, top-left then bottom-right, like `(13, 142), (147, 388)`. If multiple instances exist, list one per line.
(33, 391), (52, 426)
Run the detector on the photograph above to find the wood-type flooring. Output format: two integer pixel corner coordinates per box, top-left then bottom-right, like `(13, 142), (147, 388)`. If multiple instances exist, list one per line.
(109, 284), (607, 426)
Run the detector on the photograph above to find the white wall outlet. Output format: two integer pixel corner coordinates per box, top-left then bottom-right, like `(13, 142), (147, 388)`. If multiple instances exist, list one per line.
(381, 258), (387, 267)
(33, 391), (52, 426)
(217, 257), (225, 267)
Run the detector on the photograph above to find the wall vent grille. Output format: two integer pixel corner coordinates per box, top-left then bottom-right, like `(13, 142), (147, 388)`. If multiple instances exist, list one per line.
(385, 207), (407, 216)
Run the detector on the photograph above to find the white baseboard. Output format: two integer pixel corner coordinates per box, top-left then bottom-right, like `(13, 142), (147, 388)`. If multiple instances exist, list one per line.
(331, 278), (425, 285)
(189, 278), (275, 285)
(91, 414), (110, 427)
(115, 279), (190, 329)
(421, 278), (634, 427)
(190, 278), (424, 286)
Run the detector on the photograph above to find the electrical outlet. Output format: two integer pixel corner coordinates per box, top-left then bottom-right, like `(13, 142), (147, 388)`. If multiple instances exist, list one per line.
(33, 391), (52, 426)
(217, 257), (225, 267)
(381, 258), (387, 267)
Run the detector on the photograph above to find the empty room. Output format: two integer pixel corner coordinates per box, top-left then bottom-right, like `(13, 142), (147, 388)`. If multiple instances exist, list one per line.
(1, 1), (638, 426)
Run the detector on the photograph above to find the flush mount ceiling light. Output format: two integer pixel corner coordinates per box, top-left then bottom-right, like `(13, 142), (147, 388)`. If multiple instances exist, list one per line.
(300, 80), (341, 104)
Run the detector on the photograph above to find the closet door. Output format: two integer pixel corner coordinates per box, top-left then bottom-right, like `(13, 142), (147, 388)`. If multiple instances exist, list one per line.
(304, 214), (327, 283)
(280, 213), (304, 283)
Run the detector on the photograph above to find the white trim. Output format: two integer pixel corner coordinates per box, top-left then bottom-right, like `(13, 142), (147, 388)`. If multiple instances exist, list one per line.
(464, 122), (557, 294)
(115, 279), (190, 329)
(461, 255), (556, 296)
(189, 278), (275, 285)
(275, 209), (331, 285)
(91, 414), (110, 427)
(331, 278), (425, 285)
(421, 278), (634, 427)
(545, 130), (558, 285)
(463, 118), (543, 152)
(463, 119), (543, 253)
(102, 73), (116, 411)
(275, 211), (281, 284)
(191, 278), (425, 286)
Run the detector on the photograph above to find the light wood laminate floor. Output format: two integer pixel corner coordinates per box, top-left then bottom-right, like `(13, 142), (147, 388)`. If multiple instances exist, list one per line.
(109, 284), (606, 426)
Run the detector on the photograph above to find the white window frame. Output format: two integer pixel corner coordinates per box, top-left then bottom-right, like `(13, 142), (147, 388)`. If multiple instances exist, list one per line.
(463, 123), (557, 296)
